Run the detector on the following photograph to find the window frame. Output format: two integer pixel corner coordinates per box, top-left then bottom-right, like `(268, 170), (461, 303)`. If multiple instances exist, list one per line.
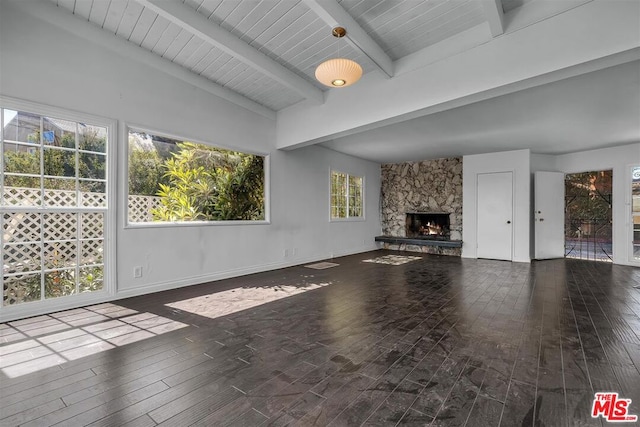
(630, 164), (640, 265)
(123, 124), (270, 229)
(329, 168), (365, 222)
(0, 95), (117, 321)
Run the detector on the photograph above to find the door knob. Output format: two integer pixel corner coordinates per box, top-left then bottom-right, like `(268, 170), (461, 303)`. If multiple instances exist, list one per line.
(507, 220), (511, 224)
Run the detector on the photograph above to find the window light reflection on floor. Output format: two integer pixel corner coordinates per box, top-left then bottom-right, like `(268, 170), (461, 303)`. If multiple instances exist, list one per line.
(305, 262), (339, 270)
(165, 282), (330, 320)
(0, 303), (187, 378)
(362, 255), (422, 265)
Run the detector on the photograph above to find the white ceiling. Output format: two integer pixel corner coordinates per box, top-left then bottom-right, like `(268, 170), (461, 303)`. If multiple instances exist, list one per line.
(337, 0), (485, 60)
(42, 0), (639, 163)
(319, 60), (640, 163)
(50, 0), (517, 111)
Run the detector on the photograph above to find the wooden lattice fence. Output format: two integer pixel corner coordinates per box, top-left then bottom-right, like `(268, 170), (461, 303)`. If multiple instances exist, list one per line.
(3, 187), (160, 273)
(3, 187), (162, 304)
(127, 194), (162, 223)
(1, 186), (160, 223)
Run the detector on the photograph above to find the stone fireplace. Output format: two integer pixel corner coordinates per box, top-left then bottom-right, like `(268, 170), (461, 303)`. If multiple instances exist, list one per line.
(378, 157), (462, 256)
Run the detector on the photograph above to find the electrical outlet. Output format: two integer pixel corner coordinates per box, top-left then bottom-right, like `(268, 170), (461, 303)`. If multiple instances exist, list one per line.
(133, 266), (143, 278)
(283, 249), (289, 258)
(293, 247), (298, 256)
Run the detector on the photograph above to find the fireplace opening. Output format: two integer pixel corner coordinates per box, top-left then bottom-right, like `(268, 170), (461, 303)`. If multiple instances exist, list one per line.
(406, 212), (451, 240)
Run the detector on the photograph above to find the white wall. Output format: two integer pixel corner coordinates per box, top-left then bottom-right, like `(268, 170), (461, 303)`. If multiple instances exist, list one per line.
(0, 2), (381, 318)
(463, 149), (531, 262)
(463, 146), (639, 266)
(117, 146), (380, 296)
(532, 144), (640, 266)
(530, 154), (558, 175)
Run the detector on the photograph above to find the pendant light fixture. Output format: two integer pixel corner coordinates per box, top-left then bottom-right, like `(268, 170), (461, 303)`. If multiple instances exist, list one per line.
(315, 27), (363, 88)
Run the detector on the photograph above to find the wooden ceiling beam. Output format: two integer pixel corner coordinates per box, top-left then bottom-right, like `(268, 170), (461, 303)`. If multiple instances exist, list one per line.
(137, 0), (324, 104)
(482, 0), (505, 37)
(303, 0), (394, 78)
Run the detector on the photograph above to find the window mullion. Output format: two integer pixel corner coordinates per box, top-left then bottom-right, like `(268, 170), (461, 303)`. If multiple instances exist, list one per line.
(75, 123), (80, 295)
(75, 211), (80, 295)
(0, 108), (4, 206)
(0, 113), (3, 295)
(345, 173), (350, 218)
(39, 116), (44, 208)
(0, 108), (3, 301)
(39, 116), (45, 301)
(75, 122), (80, 208)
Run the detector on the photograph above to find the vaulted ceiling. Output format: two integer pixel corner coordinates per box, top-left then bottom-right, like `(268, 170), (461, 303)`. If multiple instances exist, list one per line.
(35, 0), (640, 161)
(48, 0), (519, 112)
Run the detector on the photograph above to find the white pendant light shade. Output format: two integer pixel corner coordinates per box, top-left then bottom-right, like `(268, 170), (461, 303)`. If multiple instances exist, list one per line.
(315, 58), (363, 88)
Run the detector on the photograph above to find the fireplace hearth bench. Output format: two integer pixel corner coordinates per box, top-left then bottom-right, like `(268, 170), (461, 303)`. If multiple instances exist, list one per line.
(374, 235), (462, 248)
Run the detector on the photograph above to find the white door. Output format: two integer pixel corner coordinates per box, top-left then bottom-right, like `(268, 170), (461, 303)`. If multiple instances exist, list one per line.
(534, 171), (565, 259)
(477, 172), (513, 261)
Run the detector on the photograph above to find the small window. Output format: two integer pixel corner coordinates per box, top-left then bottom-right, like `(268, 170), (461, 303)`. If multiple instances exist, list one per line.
(127, 129), (266, 224)
(331, 170), (363, 220)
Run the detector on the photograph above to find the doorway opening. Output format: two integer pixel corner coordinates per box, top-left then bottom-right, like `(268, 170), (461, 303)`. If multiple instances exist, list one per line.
(565, 170), (612, 262)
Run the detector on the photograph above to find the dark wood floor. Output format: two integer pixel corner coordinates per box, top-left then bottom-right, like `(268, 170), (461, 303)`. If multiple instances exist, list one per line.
(1, 250), (640, 426)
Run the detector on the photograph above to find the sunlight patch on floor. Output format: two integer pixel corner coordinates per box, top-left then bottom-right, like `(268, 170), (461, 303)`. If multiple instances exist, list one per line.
(362, 255), (422, 265)
(166, 282), (330, 320)
(0, 303), (188, 378)
(305, 262), (340, 270)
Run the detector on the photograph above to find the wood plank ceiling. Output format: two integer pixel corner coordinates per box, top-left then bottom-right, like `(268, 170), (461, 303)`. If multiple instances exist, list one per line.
(50, 0), (529, 113)
(338, 0), (486, 60)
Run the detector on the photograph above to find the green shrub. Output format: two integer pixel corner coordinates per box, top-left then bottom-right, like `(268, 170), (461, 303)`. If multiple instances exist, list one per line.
(151, 142), (264, 221)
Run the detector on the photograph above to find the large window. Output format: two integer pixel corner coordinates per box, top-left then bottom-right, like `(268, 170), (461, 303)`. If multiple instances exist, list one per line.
(127, 129), (265, 224)
(1, 106), (110, 308)
(330, 170), (363, 220)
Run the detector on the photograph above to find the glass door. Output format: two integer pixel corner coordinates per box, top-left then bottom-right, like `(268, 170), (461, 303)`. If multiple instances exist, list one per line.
(565, 170), (613, 262)
(1, 106), (110, 313)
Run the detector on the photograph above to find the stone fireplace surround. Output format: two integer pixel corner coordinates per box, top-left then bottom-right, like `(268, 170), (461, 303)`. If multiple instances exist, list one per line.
(378, 157), (462, 256)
